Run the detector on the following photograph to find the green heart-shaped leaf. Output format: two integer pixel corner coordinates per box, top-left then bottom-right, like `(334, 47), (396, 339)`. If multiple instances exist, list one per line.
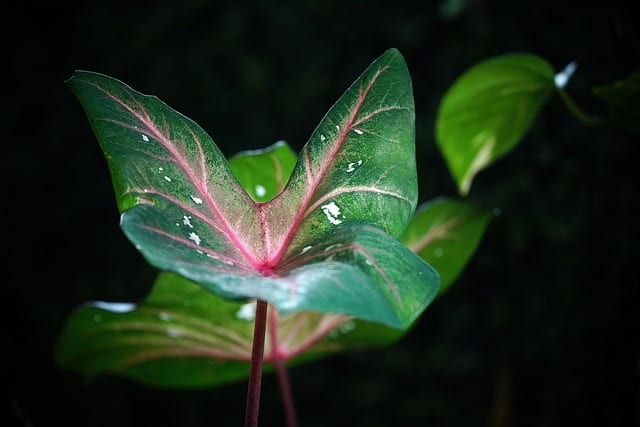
(436, 53), (555, 195)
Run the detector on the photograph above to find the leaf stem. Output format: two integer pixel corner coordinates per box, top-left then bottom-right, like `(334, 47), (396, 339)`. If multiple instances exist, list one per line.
(244, 300), (268, 427)
(556, 88), (606, 127)
(275, 358), (298, 427)
(269, 309), (299, 427)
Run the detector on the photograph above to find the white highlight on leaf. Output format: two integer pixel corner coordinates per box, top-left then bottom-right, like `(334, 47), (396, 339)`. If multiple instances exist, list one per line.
(353, 129), (364, 135)
(91, 302), (137, 313)
(191, 195), (203, 205)
(460, 133), (495, 196)
(554, 61), (578, 89)
(142, 134), (149, 142)
(158, 312), (171, 321)
(188, 232), (201, 245)
(164, 176), (172, 182)
(167, 328), (183, 338)
(329, 320), (356, 338)
(158, 167), (163, 171)
(183, 215), (193, 228)
(346, 160), (363, 172)
(236, 301), (257, 321)
(321, 202), (343, 225)
(205, 254), (234, 266)
(301, 245), (313, 254)
(336, 125), (340, 130)
(320, 134), (326, 142)
(255, 185), (266, 197)
(339, 320), (356, 333)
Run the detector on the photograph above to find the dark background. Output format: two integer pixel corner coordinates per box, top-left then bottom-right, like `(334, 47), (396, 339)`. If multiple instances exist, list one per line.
(5, 0), (639, 426)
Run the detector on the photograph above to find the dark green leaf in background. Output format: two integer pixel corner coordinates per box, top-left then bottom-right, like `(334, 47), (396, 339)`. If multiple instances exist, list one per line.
(401, 197), (492, 294)
(591, 70), (640, 133)
(228, 140), (297, 202)
(54, 272), (404, 388)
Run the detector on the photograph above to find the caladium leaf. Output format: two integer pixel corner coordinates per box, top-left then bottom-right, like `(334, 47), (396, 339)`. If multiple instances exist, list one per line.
(68, 48), (438, 329)
(435, 53), (555, 195)
(401, 197), (492, 294)
(54, 272), (399, 388)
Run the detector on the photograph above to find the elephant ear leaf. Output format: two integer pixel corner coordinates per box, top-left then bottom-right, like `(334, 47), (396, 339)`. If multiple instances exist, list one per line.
(67, 48), (439, 330)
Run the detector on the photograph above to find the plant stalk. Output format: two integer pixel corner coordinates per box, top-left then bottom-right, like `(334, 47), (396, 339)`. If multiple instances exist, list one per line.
(556, 88), (605, 127)
(268, 309), (299, 427)
(244, 300), (269, 427)
(275, 358), (299, 427)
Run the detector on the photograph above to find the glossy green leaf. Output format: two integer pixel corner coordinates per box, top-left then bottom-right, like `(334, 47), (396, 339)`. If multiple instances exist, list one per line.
(54, 272), (403, 388)
(67, 48), (438, 329)
(401, 197), (492, 294)
(436, 53), (556, 195)
(228, 140), (297, 202)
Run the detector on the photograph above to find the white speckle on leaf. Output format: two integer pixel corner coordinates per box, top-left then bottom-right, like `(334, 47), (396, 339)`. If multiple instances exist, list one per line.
(301, 245), (313, 254)
(336, 125), (340, 131)
(191, 195), (203, 205)
(164, 176), (172, 182)
(346, 160), (363, 172)
(236, 301), (256, 321)
(143, 188), (149, 193)
(158, 312), (171, 321)
(183, 215), (193, 228)
(353, 129), (364, 135)
(255, 185), (266, 197)
(321, 202), (343, 225)
(188, 232), (201, 245)
(339, 320), (356, 333)
(158, 167), (163, 171)
(142, 134), (149, 142)
(320, 134), (326, 142)
(167, 328), (182, 338)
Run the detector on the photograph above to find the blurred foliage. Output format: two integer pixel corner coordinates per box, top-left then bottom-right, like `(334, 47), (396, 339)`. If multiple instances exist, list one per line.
(6, 0), (639, 426)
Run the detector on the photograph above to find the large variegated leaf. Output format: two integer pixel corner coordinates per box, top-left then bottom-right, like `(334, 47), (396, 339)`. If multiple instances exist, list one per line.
(68, 48), (438, 329)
